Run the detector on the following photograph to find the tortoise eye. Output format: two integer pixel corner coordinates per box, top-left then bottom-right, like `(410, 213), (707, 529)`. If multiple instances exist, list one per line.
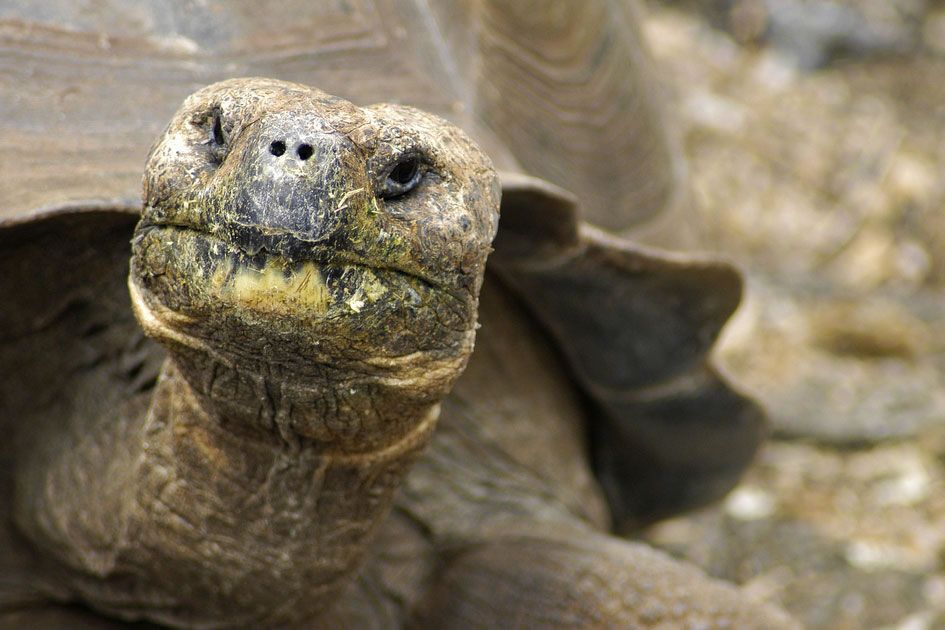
(389, 157), (419, 185)
(379, 155), (423, 200)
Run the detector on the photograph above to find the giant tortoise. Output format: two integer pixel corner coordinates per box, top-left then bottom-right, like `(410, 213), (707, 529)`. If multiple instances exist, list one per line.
(0, 2), (794, 628)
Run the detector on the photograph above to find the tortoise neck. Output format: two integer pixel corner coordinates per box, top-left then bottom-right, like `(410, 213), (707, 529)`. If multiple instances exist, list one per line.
(84, 272), (461, 625)
(80, 359), (436, 626)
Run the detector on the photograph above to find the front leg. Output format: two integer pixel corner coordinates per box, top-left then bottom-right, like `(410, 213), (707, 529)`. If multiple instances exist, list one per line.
(412, 527), (798, 629)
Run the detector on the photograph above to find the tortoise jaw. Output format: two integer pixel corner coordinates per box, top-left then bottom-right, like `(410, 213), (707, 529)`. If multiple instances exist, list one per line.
(134, 219), (444, 290)
(132, 221), (449, 322)
(129, 217), (480, 373)
(130, 214), (481, 445)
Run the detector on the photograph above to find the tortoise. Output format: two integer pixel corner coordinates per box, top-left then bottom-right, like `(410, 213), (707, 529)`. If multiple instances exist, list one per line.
(0, 2), (795, 628)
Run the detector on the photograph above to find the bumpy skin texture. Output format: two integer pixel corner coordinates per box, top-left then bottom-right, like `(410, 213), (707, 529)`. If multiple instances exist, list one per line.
(0, 80), (795, 629)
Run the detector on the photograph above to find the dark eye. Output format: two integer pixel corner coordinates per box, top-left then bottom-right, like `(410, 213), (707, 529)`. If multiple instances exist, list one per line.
(379, 155), (423, 200)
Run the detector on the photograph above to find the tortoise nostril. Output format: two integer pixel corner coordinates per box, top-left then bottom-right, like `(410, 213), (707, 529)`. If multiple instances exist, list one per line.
(270, 140), (286, 157)
(297, 144), (313, 160)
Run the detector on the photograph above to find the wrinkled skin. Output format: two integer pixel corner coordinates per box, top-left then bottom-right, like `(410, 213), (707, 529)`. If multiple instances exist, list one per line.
(0, 80), (796, 628)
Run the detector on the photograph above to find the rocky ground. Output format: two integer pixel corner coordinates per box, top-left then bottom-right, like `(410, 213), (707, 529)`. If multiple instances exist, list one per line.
(640, 2), (945, 628)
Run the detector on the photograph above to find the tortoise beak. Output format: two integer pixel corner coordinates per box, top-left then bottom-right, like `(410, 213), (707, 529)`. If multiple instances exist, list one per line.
(200, 111), (373, 258)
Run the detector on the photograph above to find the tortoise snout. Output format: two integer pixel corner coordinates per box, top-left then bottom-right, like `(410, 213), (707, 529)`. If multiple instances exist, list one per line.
(213, 115), (371, 244)
(250, 114), (349, 174)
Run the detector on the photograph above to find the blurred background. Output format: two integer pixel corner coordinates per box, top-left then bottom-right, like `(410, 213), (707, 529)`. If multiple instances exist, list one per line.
(640, 1), (945, 628)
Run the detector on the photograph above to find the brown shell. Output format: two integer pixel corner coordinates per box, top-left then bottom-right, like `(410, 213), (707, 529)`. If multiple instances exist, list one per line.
(0, 0), (677, 233)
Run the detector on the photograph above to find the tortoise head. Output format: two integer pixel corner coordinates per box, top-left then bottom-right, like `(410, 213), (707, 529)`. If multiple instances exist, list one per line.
(130, 78), (499, 449)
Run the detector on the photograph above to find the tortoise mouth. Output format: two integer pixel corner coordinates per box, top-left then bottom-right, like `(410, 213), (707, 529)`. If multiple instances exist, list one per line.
(130, 221), (464, 336)
(130, 218), (479, 374)
(134, 220), (442, 290)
